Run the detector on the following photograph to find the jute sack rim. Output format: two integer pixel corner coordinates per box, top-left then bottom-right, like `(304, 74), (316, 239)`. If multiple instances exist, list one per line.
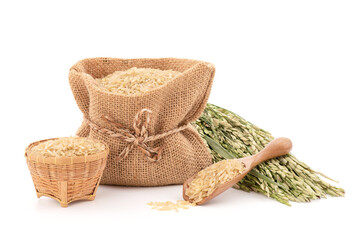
(25, 138), (110, 165)
(69, 57), (215, 128)
(70, 57), (215, 98)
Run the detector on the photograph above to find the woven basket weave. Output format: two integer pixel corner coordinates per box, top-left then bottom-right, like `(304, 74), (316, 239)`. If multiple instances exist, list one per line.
(25, 138), (109, 207)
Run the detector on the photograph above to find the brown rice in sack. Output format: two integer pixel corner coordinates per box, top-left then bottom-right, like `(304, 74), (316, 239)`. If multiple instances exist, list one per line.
(69, 58), (215, 186)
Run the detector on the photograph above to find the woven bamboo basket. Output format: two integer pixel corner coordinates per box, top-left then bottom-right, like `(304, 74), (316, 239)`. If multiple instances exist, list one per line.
(25, 138), (109, 207)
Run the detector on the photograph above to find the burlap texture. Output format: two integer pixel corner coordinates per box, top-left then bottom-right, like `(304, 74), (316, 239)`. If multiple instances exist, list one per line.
(69, 58), (215, 186)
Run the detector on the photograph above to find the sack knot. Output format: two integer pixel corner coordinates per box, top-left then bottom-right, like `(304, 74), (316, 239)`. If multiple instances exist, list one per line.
(84, 109), (190, 162)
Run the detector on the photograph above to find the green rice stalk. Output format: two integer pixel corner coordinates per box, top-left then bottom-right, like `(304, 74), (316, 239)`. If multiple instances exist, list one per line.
(193, 103), (345, 206)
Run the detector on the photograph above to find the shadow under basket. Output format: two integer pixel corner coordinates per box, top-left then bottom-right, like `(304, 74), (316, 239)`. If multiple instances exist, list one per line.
(25, 139), (109, 207)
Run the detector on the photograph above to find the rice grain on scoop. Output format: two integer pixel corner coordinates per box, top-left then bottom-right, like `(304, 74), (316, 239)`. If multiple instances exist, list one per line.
(185, 160), (245, 203)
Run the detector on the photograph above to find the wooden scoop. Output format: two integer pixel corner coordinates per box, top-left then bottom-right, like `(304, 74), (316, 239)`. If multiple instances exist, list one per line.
(183, 137), (293, 205)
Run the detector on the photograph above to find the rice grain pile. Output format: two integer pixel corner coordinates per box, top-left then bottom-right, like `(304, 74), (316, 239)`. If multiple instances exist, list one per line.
(28, 137), (106, 157)
(147, 200), (195, 212)
(186, 160), (246, 203)
(94, 67), (181, 95)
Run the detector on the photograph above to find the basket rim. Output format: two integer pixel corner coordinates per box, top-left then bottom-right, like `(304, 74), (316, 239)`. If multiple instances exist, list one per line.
(25, 137), (109, 165)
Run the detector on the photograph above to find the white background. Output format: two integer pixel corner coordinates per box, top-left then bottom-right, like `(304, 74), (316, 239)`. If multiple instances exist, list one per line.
(0, 1), (356, 239)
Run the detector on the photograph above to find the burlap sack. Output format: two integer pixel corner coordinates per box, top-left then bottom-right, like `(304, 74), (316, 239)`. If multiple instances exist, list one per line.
(69, 57), (215, 186)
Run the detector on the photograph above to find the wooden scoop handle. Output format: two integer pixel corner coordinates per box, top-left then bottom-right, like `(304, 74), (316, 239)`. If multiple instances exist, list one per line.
(251, 137), (292, 168)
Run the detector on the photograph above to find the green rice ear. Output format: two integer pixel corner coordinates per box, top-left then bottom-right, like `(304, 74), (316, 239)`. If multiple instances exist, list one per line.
(193, 103), (345, 205)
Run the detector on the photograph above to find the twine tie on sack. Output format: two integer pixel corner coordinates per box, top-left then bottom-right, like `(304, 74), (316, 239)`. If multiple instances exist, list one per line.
(84, 109), (190, 162)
